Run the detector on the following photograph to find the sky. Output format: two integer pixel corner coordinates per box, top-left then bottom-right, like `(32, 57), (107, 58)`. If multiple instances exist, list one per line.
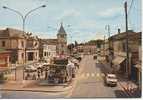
(0, 0), (141, 43)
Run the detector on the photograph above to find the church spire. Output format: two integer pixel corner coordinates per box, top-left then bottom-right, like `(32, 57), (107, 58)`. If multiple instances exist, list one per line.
(58, 22), (66, 35)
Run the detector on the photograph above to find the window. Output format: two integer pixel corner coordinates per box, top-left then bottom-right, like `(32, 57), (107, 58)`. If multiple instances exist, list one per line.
(44, 52), (46, 56)
(60, 34), (65, 38)
(61, 44), (64, 48)
(21, 53), (24, 59)
(2, 41), (5, 47)
(28, 52), (34, 61)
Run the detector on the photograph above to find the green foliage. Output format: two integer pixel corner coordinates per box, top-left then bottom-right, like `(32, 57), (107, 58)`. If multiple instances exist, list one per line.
(86, 39), (104, 45)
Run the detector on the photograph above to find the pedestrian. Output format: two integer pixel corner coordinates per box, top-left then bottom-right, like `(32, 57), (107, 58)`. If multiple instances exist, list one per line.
(32, 74), (36, 80)
(37, 70), (40, 79)
(45, 70), (48, 80)
(66, 61), (73, 82)
(71, 61), (76, 78)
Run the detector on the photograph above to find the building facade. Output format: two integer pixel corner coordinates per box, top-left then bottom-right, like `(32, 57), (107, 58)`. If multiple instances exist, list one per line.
(109, 30), (141, 81)
(39, 23), (68, 60)
(0, 28), (40, 65)
(26, 35), (39, 63)
(0, 28), (26, 64)
(40, 39), (57, 62)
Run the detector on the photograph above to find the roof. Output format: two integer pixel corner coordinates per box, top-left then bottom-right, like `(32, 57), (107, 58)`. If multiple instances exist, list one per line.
(57, 23), (67, 35)
(41, 39), (58, 45)
(0, 28), (26, 39)
(109, 30), (141, 41)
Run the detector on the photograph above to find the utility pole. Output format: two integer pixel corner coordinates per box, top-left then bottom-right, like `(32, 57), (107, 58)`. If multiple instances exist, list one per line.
(104, 35), (106, 57)
(105, 25), (112, 68)
(124, 2), (130, 79)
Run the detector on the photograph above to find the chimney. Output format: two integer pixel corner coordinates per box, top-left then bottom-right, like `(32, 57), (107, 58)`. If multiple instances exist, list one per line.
(118, 28), (121, 34)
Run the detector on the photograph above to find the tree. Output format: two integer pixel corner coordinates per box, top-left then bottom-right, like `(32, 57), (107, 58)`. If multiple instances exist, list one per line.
(74, 41), (78, 47)
(67, 43), (75, 54)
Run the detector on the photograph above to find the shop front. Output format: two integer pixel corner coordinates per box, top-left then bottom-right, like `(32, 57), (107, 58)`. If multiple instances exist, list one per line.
(0, 51), (11, 68)
(112, 56), (126, 73)
(0, 51), (11, 82)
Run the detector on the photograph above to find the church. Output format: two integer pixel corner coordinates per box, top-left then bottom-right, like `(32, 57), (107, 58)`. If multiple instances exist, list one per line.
(39, 23), (68, 61)
(56, 22), (67, 55)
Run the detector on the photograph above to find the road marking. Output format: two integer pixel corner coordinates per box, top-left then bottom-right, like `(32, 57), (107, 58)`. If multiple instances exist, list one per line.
(81, 74), (85, 77)
(86, 73), (90, 77)
(101, 73), (105, 77)
(91, 73), (95, 77)
(80, 72), (105, 79)
(96, 73), (100, 77)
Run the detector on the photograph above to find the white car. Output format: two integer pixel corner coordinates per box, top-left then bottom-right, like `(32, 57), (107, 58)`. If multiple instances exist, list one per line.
(105, 74), (117, 86)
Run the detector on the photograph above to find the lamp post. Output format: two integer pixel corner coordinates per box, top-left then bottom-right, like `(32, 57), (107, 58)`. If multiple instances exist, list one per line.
(3, 5), (46, 80)
(105, 25), (112, 69)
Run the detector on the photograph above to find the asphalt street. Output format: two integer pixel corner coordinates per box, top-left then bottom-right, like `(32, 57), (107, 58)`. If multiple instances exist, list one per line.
(1, 55), (129, 98)
(68, 55), (128, 98)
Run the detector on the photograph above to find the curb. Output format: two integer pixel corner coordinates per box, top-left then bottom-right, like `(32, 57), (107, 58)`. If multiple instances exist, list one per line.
(1, 89), (64, 93)
(1, 85), (72, 93)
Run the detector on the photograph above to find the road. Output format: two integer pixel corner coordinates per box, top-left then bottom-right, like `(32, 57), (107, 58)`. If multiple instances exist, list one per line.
(68, 55), (128, 98)
(1, 55), (128, 98)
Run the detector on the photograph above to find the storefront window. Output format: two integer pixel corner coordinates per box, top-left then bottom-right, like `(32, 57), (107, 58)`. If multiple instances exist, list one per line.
(44, 52), (46, 56)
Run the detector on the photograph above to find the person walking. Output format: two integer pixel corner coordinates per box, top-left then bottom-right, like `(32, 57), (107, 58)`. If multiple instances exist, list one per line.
(37, 69), (40, 79)
(71, 61), (76, 78)
(66, 61), (73, 82)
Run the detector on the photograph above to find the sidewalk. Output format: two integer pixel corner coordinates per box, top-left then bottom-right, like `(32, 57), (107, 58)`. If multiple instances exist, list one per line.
(1, 58), (83, 93)
(1, 80), (72, 92)
(117, 74), (141, 98)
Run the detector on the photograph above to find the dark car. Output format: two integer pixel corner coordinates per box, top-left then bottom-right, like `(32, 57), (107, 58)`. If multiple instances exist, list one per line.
(93, 55), (97, 59)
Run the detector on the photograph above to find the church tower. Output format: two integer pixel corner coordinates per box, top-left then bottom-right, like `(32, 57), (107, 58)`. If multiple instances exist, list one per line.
(57, 22), (67, 55)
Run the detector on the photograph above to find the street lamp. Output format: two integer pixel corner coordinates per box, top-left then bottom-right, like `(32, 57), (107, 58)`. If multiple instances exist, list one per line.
(105, 25), (113, 69)
(3, 5), (46, 80)
(3, 5), (46, 34)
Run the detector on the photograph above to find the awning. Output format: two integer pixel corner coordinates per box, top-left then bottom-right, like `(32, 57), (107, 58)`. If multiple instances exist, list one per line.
(112, 57), (125, 65)
(135, 64), (141, 72)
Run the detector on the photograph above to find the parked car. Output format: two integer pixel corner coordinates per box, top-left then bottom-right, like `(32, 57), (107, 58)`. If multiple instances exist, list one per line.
(105, 74), (117, 86)
(93, 55), (97, 59)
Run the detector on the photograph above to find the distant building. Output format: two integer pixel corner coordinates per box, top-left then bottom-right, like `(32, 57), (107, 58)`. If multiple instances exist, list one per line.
(76, 44), (96, 54)
(39, 23), (67, 61)
(39, 39), (57, 62)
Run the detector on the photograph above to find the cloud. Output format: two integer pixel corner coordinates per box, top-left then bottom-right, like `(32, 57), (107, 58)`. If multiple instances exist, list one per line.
(79, 20), (96, 29)
(57, 9), (80, 20)
(0, 26), (22, 30)
(97, 7), (122, 18)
